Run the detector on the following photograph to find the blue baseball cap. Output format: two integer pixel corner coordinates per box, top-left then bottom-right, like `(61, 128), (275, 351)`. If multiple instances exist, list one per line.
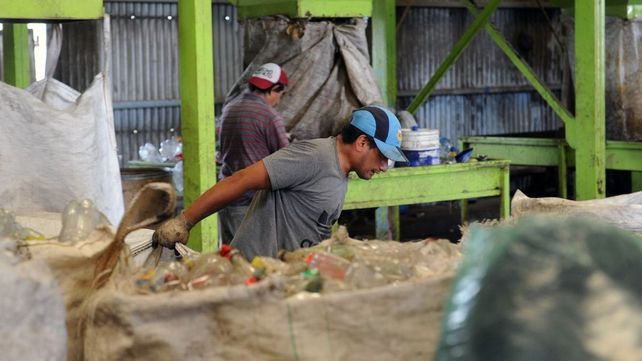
(350, 106), (409, 162)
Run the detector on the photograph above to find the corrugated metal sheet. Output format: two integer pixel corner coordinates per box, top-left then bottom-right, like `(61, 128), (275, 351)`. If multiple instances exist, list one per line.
(55, 1), (243, 165)
(397, 7), (563, 92)
(398, 91), (564, 142)
(54, 21), (102, 92)
(396, 6), (565, 142)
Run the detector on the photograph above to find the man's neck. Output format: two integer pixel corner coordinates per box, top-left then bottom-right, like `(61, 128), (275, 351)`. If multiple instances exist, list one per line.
(335, 135), (352, 176)
(251, 91), (272, 107)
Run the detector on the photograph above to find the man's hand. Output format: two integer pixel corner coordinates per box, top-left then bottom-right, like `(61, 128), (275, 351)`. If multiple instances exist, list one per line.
(152, 213), (193, 249)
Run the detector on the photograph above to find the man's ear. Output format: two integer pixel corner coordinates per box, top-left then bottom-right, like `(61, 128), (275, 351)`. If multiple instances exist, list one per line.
(355, 135), (369, 152)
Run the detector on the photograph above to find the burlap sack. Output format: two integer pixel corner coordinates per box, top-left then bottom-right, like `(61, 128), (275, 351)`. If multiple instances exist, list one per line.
(18, 182), (176, 361)
(83, 273), (454, 361)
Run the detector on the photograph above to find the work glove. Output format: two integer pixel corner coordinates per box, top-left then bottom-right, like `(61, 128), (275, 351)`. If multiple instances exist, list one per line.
(152, 212), (193, 249)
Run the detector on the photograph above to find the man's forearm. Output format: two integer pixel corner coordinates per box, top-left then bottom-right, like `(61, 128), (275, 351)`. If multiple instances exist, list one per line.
(182, 160), (271, 226)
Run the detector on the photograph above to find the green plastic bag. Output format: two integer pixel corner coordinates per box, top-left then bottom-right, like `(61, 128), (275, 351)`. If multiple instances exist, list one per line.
(436, 216), (642, 361)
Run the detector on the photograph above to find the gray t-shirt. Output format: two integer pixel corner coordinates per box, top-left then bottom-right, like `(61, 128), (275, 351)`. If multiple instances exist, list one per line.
(230, 137), (347, 260)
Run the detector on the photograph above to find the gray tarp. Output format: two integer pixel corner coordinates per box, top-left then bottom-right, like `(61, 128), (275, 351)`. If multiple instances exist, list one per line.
(226, 17), (384, 140)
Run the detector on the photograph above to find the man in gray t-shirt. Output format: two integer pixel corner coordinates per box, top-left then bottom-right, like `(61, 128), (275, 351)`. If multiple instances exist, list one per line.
(153, 105), (409, 260)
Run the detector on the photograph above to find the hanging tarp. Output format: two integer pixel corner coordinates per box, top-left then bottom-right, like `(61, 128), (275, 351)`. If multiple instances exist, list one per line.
(226, 17), (384, 140)
(564, 16), (642, 140)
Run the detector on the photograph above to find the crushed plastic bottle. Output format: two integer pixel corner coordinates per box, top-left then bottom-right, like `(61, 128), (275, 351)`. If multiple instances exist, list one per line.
(220, 245), (257, 284)
(136, 261), (189, 292)
(172, 161), (184, 195)
(58, 199), (107, 244)
(0, 209), (46, 241)
(439, 137), (458, 162)
(138, 143), (162, 162)
(160, 137), (181, 162)
(305, 252), (351, 281)
(186, 253), (234, 289)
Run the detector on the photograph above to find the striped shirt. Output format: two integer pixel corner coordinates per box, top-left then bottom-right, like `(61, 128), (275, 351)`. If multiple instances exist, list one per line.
(218, 92), (289, 205)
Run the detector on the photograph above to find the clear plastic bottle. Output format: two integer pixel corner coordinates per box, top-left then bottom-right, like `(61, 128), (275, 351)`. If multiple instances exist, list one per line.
(305, 252), (351, 281)
(58, 199), (106, 244)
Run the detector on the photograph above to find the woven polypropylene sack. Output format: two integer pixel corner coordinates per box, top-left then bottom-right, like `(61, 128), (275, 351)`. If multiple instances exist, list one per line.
(511, 189), (642, 233)
(0, 75), (124, 225)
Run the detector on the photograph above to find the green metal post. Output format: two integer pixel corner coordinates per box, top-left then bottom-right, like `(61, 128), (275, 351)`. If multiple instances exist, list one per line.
(574, 0), (605, 200)
(372, 0), (400, 240)
(372, 0), (396, 107)
(2, 24), (31, 88)
(179, 0), (218, 251)
(558, 143), (568, 198)
(462, 0), (575, 133)
(500, 162), (510, 218)
(632, 172), (642, 192)
(406, 0), (501, 114)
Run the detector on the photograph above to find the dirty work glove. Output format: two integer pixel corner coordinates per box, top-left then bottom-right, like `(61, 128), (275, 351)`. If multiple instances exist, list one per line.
(152, 213), (193, 249)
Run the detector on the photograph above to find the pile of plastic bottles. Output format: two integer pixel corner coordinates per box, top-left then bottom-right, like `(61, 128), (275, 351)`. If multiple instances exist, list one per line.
(132, 227), (462, 296)
(138, 136), (184, 194)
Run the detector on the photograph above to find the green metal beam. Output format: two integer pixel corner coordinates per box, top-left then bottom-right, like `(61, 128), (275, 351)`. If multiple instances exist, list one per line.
(179, 0), (218, 252)
(231, 0), (372, 19)
(406, 0), (501, 114)
(2, 24), (30, 88)
(344, 160), (510, 219)
(460, 136), (565, 166)
(0, 0), (102, 20)
(554, 0), (642, 19)
(604, 141), (642, 171)
(462, 0), (575, 138)
(574, 0), (605, 200)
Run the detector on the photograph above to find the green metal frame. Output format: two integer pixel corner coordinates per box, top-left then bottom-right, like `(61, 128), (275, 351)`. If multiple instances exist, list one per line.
(554, 0), (642, 19)
(179, 0), (218, 252)
(0, 0), (102, 20)
(461, 136), (642, 196)
(406, 0), (607, 200)
(230, 0), (373, 19)
(2, 24), (30, 88)
(344, 160), (511, 220)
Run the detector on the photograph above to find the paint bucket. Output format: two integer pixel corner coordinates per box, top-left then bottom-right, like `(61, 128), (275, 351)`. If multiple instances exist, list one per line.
(396, 128), (441, 167)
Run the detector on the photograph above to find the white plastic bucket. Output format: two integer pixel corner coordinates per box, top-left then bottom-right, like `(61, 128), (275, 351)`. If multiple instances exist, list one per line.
(398, 128), (440, 167)
(400, 128), (440, 150)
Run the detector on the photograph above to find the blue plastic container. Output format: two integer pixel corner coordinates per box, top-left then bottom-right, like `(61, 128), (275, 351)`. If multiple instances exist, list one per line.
(396, 147), (440, 167)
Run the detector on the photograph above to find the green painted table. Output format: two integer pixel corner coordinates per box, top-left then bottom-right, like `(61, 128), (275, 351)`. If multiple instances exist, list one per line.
(343, 159), (511, 239)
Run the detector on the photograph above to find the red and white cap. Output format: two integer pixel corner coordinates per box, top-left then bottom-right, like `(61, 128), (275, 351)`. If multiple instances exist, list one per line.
(247, 63), (289, 90)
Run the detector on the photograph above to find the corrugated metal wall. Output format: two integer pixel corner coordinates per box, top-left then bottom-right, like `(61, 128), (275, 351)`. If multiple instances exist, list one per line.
(54, 1), (243, 166)
(397, 7), (564, 142)
(52, 3), (564, 164)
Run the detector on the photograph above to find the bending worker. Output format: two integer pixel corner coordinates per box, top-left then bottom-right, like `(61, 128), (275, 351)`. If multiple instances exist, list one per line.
(153, 106), (408, 260)
(217, 63), (290, 244)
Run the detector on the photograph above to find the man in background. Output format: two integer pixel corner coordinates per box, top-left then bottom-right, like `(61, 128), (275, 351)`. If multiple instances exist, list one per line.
(217, 63), (290, 244)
